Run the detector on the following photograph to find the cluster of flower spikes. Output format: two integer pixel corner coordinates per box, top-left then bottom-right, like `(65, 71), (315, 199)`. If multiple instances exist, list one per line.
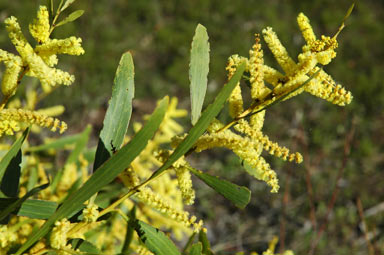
(195, 12), (352, 193)
(0, 5), (84, 137)
(116, 98), (202, 253)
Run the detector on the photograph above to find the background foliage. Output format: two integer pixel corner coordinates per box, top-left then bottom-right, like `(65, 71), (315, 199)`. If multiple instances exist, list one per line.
(0, 0), (383, 254)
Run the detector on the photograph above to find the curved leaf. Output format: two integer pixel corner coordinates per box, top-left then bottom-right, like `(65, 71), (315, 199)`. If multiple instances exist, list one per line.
(94, 52), (135, 170)
(190, 24), (210, 125)
(134, 220), (180, 255)
(189, 167), (250, 209)
(16, 97), (169, 255)
(143, 62), (246, 185)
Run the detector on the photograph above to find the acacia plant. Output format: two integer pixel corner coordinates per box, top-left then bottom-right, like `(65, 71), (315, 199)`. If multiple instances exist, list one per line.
(0, 1), (353, 254)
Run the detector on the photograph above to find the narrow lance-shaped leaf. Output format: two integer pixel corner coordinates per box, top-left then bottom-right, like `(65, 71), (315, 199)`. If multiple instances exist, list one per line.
(121, 206), (136, 254)
(0, 183), (49, 222)
(70, 238), (101, 254)
(0, 128), (29, 183)
(142, 62), (246, 186)
(17, 199), (58, 219)
(16, 97), (169, 255)
(134, 220), (180, 255)
(51, 125), (91, 192)
(94, 52), (135, 170)
(0, 149), (22, 197)
(190, 24), (210, 125)
(55, 10), (84, 28)
(189, 167), (251, 209)
(26, 133), (81, 152)
(189, 242), (203, 255)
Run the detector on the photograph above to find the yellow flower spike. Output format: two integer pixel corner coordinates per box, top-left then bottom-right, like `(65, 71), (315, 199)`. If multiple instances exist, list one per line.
(50, 219), (72, 250)
(5, 16), (75, 87)
(249, 34), (270, 99)
(0, 225), (17, 250)
(226, 55), (247, 118)
(0, 120), (20, 137)
(235, 119), (302, 163)
(306, 68), (353, 106)
(41, 54), (59, 67)
(262, 27), (297, 75)
(35, 37), (85, 56)
(0, 108), (67, 134)
(36, 105), (65, 117)
(29, 5), (50, 44)
(0, 53), (23, 97)
(137, 187), (203, 232)
(175, 165), (195, 205)
(297, 13), (317, 45)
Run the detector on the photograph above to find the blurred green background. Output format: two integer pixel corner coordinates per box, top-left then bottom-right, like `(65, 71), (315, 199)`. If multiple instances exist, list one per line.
(1, 0), (383, 254)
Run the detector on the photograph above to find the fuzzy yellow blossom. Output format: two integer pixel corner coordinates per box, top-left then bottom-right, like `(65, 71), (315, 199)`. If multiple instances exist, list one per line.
(82, 204), (100, 223)
(35, 37), (85, 56)
(0, 226), (17, 250)
(262, 27), (297, 76)
(29, 5), (50, 44)
(195, 119), (280, 192)
(226, 55), (247, 118)
(137, 187), (203, 232)
(0, 50), (23, 97)
(50, 219), (71, 249)
(249, 34), (269, 99)
(36, 105), (65, 117)
(0, 108), (67, 136)
(5, 16), (75, 88)
(0, 119), (20, 136)
(260, 13), (352, 106)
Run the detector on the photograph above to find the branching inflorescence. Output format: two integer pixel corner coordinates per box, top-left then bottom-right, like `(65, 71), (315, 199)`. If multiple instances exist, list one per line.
(0, 3), (354, 254)
(194, 12), (353, 193)
(0, 5), (84, 137)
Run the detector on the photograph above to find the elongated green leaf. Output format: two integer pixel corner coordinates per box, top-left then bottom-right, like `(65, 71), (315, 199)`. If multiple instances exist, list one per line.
(189, 167), (250, 209)
(134, 220), (180, 255)
(189, 242), (203, 255)
(198, 230), (212, 255)
(0, 149), (21, 197)
(70, 238), (101, 254)
(0, 183), (49, 222)
(144, 62), (246, 185)
(67, 125), (91, 165)
(60, 0), (76, 11)
(17, 199), (58, 219)
(94, 52), (135, 170)
(55, 10), (84, 27)
(0, 128), (29, 183)
(16, 97), (168, 255)
(50, 126), (91, 192)
(190, 24), (210, 125)
(183, 232), (197, 254)
(26, 133), (81, 152)
(121, 206), (136, 254)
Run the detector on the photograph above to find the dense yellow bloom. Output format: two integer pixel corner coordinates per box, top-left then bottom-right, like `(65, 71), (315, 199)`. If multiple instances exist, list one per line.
(83, 204), (100, 223)
(261, 13), (352, 106)
(0, 108), (67, 136)
(226, 55), (246, 118)
(50, 219), (71, 249)
(29, 5), (50, 44)
(0, 50), (23, 97)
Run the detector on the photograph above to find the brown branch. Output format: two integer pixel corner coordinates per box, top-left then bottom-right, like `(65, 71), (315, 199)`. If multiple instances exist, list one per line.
(356, 197), (375, 255)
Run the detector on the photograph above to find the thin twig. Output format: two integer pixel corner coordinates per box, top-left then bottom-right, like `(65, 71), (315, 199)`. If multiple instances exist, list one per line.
(356, 197), (375, 255)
